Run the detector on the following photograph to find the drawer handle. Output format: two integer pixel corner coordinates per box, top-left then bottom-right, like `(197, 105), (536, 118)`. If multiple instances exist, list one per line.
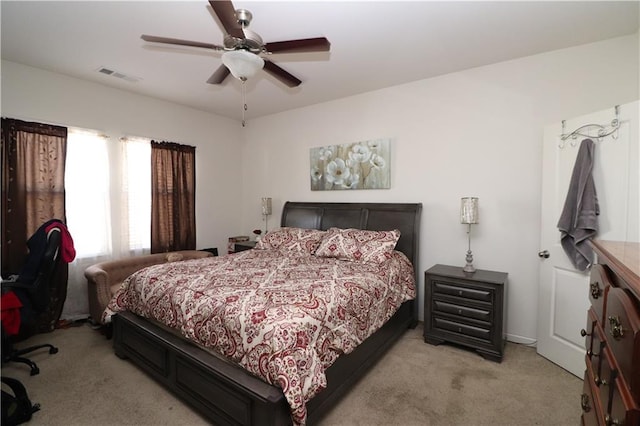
(605, 414), (623, 425)
(608, 316), (624, 340)
(587, 349), (599, 358)
(580, 328), (591, 337)
(590, 281), (602, 299)
(580, 393), (591, 412)
(594, 376), (608, 386)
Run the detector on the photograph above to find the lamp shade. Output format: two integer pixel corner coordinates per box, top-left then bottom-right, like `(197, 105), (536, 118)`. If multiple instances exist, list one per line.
(460, 197), (479, 224)
(261, 197), (272, 216)
(222, 50), (264, 80)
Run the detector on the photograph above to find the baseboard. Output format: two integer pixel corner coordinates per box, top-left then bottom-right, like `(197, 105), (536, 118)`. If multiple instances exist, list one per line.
(506, 333), (537, 346)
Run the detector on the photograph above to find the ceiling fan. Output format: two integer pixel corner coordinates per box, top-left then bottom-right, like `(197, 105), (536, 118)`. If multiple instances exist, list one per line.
(141, 0), (331, 88)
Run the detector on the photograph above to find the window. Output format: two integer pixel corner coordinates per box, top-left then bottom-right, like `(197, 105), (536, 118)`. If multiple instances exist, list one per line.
(65, 130), (113, 257)
(65, 131), (151, 259)
(122, 137), (151, 254)
(63, 130), (151, 320)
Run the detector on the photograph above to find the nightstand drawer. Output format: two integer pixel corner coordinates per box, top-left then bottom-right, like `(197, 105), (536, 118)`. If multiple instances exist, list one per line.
(432, 281), (493, 302)
(433, 316), (492, 341)
(433, 300), (492, 322)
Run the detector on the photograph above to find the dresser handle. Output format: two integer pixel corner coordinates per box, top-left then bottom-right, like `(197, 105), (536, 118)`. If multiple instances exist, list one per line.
(594, 376), (608, 386)
(580, 393), (591, 412)
(605, 414), (623, 425)
(608, 316), (624, 340)
(590, 281), (602, 299)
(580, 328), (590, 337)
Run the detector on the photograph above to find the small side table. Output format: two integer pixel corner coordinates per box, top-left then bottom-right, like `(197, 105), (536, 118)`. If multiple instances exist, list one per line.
(424, 264), (508, 362)
(233, 240), (257, 252)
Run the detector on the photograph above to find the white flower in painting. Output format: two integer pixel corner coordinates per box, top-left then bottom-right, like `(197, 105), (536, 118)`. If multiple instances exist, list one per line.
(325, 158), (351, 185)
(318, 147), (333, 161)
(367, 140), (381, 150)
(342, 173), (360, 189)
(310, 166), (322, 181)
(370, 154), (386, 169)
(348, 144), (371, 163)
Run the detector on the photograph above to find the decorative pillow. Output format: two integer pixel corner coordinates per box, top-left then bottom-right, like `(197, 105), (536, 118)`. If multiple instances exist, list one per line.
(315, 227), (401, 264)
(254, 227), (327, 254)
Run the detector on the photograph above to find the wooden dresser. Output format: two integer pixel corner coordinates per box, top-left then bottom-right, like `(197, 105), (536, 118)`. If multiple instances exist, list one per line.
(581, 240), (640, 425)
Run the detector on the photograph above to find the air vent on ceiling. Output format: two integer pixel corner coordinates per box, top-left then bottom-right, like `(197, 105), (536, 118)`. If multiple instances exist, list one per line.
(96, 67), (140, 83)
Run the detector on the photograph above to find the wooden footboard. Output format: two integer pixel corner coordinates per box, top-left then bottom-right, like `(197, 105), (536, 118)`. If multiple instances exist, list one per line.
(113, 311), (291, 426)
(112, 300), (416, 426)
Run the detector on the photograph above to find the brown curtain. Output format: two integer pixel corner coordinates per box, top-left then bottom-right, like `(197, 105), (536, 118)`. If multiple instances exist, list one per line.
(1, 117), (69, 333)
(151, 141), (196, 253)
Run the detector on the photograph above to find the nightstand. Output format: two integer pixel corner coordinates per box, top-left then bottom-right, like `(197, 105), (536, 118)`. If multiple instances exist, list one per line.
(233, 240), (257, 252)
(424, 264), (508, 362)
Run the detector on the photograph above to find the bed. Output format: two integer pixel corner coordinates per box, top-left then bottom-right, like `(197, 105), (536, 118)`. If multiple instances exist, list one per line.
(109, 201), (421, 425)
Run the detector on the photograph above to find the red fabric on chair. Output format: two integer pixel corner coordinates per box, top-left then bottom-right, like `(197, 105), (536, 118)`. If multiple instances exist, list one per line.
(45, 222), (76, 263)
(1, 291), (23, 335)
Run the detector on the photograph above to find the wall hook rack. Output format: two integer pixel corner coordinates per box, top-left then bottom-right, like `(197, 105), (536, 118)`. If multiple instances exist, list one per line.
(559, 105), (620, 148)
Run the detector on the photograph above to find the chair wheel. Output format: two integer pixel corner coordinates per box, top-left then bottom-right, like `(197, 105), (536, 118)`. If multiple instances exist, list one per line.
(30, 367), (40, 376)
(49, 347), (58, 354)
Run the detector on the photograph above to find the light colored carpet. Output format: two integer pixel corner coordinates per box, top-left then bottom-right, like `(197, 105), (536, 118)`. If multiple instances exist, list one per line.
(1, 322), (581, 425)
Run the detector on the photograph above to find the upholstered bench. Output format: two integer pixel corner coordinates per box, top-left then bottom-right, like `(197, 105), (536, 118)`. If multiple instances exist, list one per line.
(85, 250), (212, 325)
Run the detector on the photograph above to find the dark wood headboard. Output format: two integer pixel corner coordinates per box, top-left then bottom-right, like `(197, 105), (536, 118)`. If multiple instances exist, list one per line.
(281, 201), (422, 278)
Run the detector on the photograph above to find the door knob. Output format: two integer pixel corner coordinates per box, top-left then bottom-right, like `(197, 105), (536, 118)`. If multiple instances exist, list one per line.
(538, 250), (550, 258)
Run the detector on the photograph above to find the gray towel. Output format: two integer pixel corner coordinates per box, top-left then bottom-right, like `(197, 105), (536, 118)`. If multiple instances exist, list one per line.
(557, 138), (599, 271)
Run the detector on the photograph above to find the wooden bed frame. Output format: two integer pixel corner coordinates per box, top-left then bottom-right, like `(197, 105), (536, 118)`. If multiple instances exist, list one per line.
(112, 201), (422, 425)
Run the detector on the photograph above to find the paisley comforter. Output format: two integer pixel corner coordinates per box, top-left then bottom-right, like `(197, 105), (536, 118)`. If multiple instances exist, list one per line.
(104, 248), (415, 424)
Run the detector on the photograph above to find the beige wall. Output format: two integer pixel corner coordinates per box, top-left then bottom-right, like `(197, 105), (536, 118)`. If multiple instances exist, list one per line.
(2, 33), (638, 342)
(1, 60), (243, 253)
(241, 34), (639, 343)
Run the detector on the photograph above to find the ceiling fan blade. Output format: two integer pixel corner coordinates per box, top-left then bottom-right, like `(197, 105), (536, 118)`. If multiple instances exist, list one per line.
(263, 60), (302, 88)
(264, 37), (331, 54)
(141, 34), (223, 50)
(209, 0), (244, 39)
(206, 65), (230, 84)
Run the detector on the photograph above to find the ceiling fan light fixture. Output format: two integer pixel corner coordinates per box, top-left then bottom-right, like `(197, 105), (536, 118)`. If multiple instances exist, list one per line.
(221, 50), (264, 80)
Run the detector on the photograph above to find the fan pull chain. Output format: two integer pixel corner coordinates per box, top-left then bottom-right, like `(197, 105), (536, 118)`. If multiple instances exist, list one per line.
(241, 78), (247, 127)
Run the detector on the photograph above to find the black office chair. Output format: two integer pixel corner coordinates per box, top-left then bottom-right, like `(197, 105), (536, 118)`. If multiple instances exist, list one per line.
(1, 225), (62, 376)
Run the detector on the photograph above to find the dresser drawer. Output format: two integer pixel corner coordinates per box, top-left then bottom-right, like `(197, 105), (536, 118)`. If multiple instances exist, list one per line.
(432, 300), (492, 322)
(594, 346), (617, 413)
(589, 264), (611, 324)
(608, 375), (640, 426)
(581, 365), (604, 426)
(584, 309), (604, 371)
(589, 337), (607, 385)
(604, 287), (640, 402)
(433, 316), (492, 342)
(432, 281), (493, 302)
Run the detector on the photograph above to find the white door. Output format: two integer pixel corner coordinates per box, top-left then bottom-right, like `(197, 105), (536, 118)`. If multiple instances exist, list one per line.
(537, 101), (639, 378)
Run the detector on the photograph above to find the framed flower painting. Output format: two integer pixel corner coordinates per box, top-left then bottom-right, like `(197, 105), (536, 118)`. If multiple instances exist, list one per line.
(310, 138), (391, 190)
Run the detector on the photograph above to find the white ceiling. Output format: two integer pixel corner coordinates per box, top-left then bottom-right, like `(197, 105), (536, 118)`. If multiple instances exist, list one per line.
(2, 1), (638, 122)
